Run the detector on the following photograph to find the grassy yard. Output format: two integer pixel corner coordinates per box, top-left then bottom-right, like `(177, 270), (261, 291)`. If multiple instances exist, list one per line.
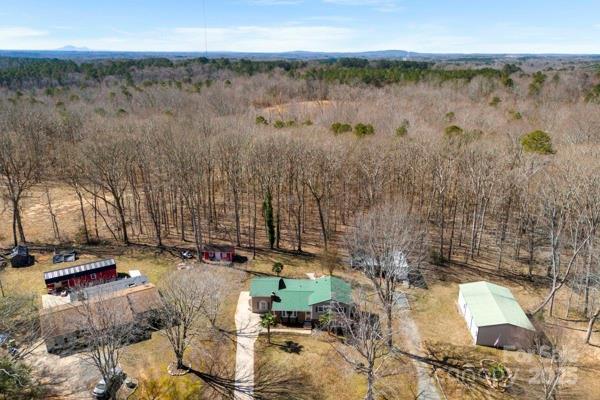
(0, 248), (178, 299)
(406, 272), (600, 400)
(255, 332), (416, 400)
(121, 332), (203, 399)
(1, 247), (244, 399)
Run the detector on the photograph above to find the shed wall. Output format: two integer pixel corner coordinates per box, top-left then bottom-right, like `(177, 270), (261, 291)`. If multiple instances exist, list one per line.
(476, 324), (534, 349)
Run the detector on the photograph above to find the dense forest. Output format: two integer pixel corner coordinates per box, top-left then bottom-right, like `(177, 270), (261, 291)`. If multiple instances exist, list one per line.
(0, 55), (526, 89)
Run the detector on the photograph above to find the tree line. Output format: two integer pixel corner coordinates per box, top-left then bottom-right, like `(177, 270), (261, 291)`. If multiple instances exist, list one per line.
(0, 54), (518, 89)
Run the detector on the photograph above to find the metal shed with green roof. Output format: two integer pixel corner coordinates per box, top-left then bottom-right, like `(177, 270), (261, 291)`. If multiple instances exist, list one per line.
(458, 281), (536, 349)
(249, 276), (352, 325)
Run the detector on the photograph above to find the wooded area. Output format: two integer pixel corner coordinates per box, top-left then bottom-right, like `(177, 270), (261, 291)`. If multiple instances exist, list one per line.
(1, 56), (600, 357)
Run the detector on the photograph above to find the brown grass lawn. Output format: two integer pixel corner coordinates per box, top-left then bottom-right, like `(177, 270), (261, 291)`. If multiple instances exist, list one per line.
(4, 245), (600, 399)
(0, 248), (178, 299)
(407, 268), (600, 400)
(0, 247), (244, 399)
(122, 332), (203, 399)
(234, 248), (372, 294)
(255, 332), (416, 400)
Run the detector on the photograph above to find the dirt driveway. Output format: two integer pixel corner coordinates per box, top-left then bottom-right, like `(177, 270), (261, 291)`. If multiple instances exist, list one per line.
(234, 291), (260, 400)
(27, 344), (100, 399)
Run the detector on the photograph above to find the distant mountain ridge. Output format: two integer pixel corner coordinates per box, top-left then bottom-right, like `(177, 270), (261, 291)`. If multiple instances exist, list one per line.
(1, 48), (599, 61)
(55, 45), (92, 52)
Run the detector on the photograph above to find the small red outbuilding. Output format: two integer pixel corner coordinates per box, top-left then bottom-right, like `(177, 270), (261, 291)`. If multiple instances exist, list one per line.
(202, 245), (235, 263)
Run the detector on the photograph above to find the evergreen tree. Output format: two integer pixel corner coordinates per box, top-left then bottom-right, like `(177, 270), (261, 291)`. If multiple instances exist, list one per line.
(263, 190), (275, 249)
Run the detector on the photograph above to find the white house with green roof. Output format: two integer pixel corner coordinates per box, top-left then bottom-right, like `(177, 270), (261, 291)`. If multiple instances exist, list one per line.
(458, 281), (536, 349)
(249, 276), (352, 326)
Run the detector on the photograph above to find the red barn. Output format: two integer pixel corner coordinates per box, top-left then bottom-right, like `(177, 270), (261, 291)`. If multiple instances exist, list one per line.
(202, 245), (235, 263)
(44, 259), (117, 294)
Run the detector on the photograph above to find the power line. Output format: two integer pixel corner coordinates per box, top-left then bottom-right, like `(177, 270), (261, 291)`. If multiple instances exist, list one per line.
(202, 0), (208, 57)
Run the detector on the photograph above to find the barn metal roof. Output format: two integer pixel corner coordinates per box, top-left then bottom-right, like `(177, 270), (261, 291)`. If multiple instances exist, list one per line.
(69, 274), (148, 301)
(459, 281), (535, 331)
(43, 259), (116, 282)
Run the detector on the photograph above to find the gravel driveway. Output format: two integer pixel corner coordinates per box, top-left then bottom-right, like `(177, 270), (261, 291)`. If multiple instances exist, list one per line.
(234, 291), (260, 400)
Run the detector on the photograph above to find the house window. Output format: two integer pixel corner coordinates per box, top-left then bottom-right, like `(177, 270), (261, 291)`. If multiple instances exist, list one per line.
(306, 311), (312, 319)
(282, 311), (297, 317)
(259, 301), (268, 311)
(90, 273), (97, 280)
(316, 305), (330, 313)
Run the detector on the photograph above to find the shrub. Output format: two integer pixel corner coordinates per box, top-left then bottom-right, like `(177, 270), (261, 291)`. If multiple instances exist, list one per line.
(331, 122), (352, 134)
(354, 123), (375, 137)
(445, 111), (455, 122)
(488, 363), (508, 380)
(395, 119), (410, 137)
(255, 115), (268, 125)
(528, 71), (547, 95)
(502, 76), (514, 88)
(520, 130), (555, 154)
(302, 119), (313, 126)
(508, 110), (522, 120)
(272, 262), (284, 276)
(116, 108), (128, 116)
(585, 84), (600, 103)
(285, 120), (296, 127)
(489, 96), (501, 106)
(444, 125), (464, 138)
(0, 356), (43, 399)
(273, 120), (285, 128)
(444, 126), (482, 145)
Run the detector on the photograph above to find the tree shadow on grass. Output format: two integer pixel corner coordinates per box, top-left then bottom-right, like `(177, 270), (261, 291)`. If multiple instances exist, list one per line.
(187, 359), (316, 400)
(273, 340), (304, 354)
(393, 345), (530, 399)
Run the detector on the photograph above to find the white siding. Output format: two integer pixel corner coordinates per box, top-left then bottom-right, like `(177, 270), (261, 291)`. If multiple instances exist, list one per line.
(470, 320), (478, 342)
(459, 289), (478, 343)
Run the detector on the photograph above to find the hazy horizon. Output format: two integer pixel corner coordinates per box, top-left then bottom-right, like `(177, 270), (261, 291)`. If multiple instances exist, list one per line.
(1, 0), (599, 54)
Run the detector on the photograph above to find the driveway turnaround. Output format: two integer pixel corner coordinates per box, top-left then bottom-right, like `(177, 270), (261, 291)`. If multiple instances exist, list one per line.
(234, 291), (261, 400)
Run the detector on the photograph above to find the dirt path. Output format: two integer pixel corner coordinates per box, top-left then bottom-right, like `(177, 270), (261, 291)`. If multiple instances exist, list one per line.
(234, 291), (260, 400)
(27, 344), (99, 399)
(400, 311), (442, 400)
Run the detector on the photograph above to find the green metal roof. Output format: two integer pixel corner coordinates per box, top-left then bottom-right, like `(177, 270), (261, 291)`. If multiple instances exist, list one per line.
(272, 291), (312, 312)
(249, 276), (352, 311)
(459, 281), (535, 331)
(308, 276), (352, 305)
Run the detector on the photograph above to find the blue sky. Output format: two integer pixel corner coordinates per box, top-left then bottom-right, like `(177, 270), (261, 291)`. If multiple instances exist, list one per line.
(0, 0), (599, 53)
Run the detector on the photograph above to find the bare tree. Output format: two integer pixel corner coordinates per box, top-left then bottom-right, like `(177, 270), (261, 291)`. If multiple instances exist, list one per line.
(76, 293), (138, 400)
(78, 133), (136, 245)
(531, 333), (574, 400)
(347, 203), (425, 347)
(325, 294), (397, 400)
(155, 270), (226, 371)
(0, 113), (47, 246)
(0, 294), (45, 359)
